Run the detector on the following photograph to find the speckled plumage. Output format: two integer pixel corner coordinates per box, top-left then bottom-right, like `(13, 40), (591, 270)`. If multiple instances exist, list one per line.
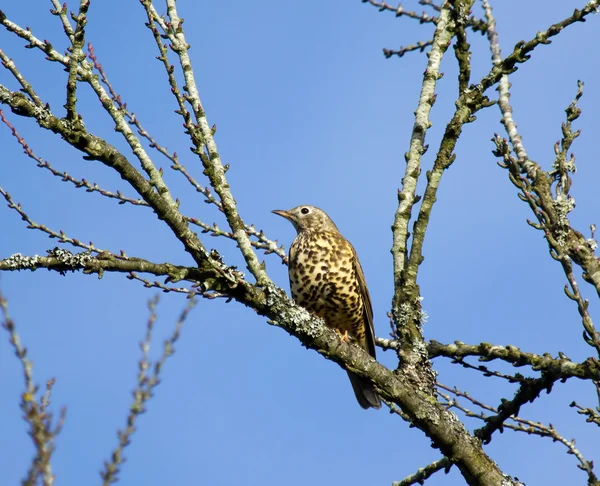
(272, 205), (381, 409)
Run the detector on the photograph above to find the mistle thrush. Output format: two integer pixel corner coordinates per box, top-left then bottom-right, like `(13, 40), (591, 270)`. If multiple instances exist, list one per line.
(272, 205), (381, 409)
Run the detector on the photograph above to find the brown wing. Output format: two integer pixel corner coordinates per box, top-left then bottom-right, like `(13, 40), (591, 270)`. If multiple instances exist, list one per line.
(348, 243), (381, 409)
(350, 245), (377, 359)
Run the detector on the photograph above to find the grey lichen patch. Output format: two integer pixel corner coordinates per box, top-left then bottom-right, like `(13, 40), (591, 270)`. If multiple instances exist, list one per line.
(48, 247), (93, 269)
(208, 249), (245, 284)
(396, 298), (428, 329)
(61, 116), (86, 133)
(264, 283), (326, 339)
(553, 194), (576, 247)
(4, 253), (42, 270)
(396, 301), (412, 328)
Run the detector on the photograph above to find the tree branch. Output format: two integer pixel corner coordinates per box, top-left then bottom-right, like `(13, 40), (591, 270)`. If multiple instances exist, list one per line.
(428, 340), (600, 381)
(142, 1), (270, 285)
(0, 86), (214, 268)
(392, 457), (451, 486)
(100, 295), (196, 484)
(1, 291), (65, 486)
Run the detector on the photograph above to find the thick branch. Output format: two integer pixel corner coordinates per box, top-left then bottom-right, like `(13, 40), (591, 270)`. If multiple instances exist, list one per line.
(428, 340), (600, 381)
(145, 1), (269, 285)
(391, 2), (453, 292)
(474, 373), (556, 444)
(0, 86), (214, 269)
(0, 250), (236, 289)
(261, 286), (518, 486)
(64, 0), (89, 121)
(0, 247), (516, 485)
(390, 0), (458, 393)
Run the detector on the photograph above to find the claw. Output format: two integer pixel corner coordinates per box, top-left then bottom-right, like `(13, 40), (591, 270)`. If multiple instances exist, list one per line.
(336, 329), (351, 343)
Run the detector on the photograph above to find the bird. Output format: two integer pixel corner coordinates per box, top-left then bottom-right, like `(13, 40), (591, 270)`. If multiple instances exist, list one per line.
(272, 205), (381, 409)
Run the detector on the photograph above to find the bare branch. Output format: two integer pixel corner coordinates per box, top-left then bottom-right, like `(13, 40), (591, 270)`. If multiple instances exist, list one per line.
(483, 1), (600, 354)
(390, 1), (463, 393)
(0, 110), (287, 262)
(474, 373), (557, 444)
(0, 248), (205, 281)
(427, 339), (600, 381)
(363, 0), (437, 23)
(451, 0), (472, 94)
(0, 86), (213, 267)
(571, 401), (600, 428)
(391, 2), (453, 291)
(0, 48), (43, 106)
(139, 2), (270, 285)
(100, 295), (196, 484)
(363, 0), (488, 33)
(1, 291), (65, 486)
(64, 0), (89, 120)
(419, 0), (442, 12)
(440, 384), (599, 485)
(0, 183), (104, 253)
(392, 457), (451, 486)
(86, 43), (179, 166)
(383, 39), (434, 58)
(0, 10), (177, 204)
(49, 0), (75, 41)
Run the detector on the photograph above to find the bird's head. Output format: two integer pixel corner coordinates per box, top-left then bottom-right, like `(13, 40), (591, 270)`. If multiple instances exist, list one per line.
(272, 205), (339, 233)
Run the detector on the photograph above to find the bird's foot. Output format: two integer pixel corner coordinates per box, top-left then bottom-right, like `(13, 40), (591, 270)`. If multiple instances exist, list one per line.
(335, 329), (351, 343)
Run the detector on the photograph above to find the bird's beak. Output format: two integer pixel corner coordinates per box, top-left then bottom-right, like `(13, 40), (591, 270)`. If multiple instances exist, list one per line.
(272, 209), (292, 221)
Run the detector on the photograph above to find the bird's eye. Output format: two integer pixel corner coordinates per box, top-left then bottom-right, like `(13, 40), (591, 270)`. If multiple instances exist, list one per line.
(301, 207), (310, 215)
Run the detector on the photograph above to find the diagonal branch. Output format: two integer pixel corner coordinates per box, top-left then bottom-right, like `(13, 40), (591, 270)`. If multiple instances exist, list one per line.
(0, 249), (220, 286)
(64, 0), (89, 120)
(141, 2), (270, 285)
(1, 292), (65, 486)
(427, 339), (600, 381)
(392, 457), (451, 486)
(0, 246), (526, 484)
(390, 1), (459, 391)
(440, 384), (599, 485)
(363, 0), (488, 33)
(100, 295), (195, 484)
(392, 0), (599, 364)
(0, 48), (43, 106)
(483, 0), (600, 356)
(0, 108), (287, 262)
(0, 10), (176, 205)
(474, 372), (557, 444)
(0, 86), (214, 270)
(391, 2), (453, 293)
(0, 183), (104, 253)
(383, 39), (434, 58)
(50, 0), (75, 41)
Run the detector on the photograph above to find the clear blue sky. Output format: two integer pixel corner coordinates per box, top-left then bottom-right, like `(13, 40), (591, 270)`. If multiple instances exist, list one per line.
(1, 1), (599, 484)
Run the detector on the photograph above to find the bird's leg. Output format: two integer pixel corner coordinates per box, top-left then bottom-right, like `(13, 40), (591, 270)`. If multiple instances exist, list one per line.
(335, 329), (351, 343)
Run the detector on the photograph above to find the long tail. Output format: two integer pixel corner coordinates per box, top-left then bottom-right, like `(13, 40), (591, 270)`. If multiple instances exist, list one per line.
(347, 371), (381, 409)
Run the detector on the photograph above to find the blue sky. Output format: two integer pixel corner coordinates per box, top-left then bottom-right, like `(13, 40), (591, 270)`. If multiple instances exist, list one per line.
(1, 1), (599, 484)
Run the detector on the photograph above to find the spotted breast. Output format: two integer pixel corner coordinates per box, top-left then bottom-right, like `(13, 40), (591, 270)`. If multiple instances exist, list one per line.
(272, 205), (381, 409)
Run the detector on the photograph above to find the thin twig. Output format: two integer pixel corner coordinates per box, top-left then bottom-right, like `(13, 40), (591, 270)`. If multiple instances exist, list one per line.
(100, 295), (196, 484)
(144, 1), (271, 284)
(439, 384), (599, 484)
(364, 0), (488, 32)
(392, 457), (451, 486)
(0, 48), (43, 106)
(1, 291), (65, 486)
(0, 183), (103, 253)
(383, 40), (434, 58)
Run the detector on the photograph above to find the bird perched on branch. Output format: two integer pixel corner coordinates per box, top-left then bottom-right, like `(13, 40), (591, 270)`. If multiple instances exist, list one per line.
(272, 205), (381, 409)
